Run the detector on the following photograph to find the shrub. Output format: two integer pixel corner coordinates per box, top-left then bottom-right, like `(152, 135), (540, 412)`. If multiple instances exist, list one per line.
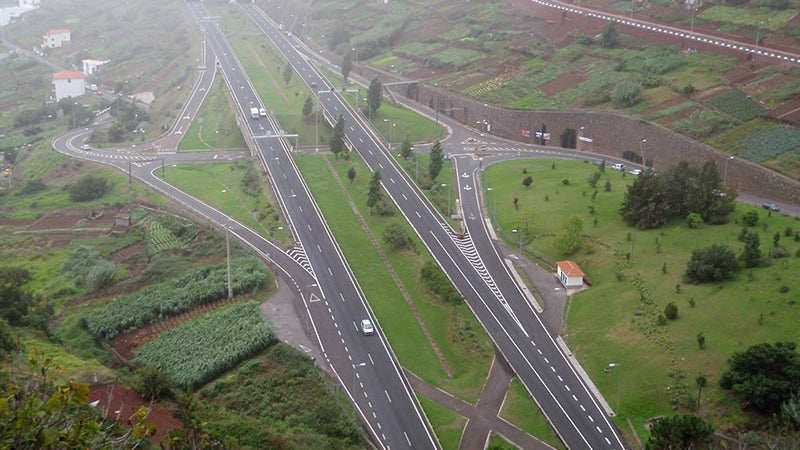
(420, 261), (462, 304)
(741, 210), (759, 227)
(610, 81), (643, 108)
(686, 212), (704, 229)
(664, 302), (678, 320)
(562, 178), (570, 185)
(67, 175), (109, 202)
(770, 246), (790, 259)
(684, 244), (739, 283)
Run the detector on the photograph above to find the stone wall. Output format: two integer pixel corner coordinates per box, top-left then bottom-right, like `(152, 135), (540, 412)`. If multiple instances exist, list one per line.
(353, 61), (800, 204)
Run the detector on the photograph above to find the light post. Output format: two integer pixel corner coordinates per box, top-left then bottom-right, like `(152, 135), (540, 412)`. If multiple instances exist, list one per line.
(608, 363), (621, 416)
(756, 21), (764, 51)
(483, 103), (491, 134)
(724, 155), (734, 184)
(630, 0), (634, 18)
(639, 139), (647, 167)
(383, 119), (395, 149)
(352, 47), (358, 63)
(512, 228), (522, 254)
(441, 183), (451, 218)
(487, 187), (496, 223)
(690, 8), (698, 34)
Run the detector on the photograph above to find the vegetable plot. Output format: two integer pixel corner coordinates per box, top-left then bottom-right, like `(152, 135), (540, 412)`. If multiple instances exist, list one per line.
(85, 257), (269, 340)
(133, 301), (276, 388)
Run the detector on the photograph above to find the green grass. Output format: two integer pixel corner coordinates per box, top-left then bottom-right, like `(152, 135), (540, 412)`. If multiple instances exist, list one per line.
(698, 6), (795, 31)
(485, 158), (800, 439)
(177, 77), (246, 151)
(157, 161), (291, 247)
(500, 378), (565, 449)
(418, 395), (466, 450)
(295, 153), (493, 402)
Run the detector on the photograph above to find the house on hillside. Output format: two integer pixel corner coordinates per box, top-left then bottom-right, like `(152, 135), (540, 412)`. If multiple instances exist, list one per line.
(556, 261), (585, 289)
(0, 0), (39, 26)
(82, 59), (110, 76)
(52, 70), (85, 101)
(42, 28), (70, 48)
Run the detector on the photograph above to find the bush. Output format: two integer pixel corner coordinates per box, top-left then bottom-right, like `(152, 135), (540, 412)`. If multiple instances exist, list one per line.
(420, 261), (462, 304)
(67, 175), (109, 202)
(770, 246), (790, 259)
(684, 244), (739, 283)
(562, 178), (570, 185)
(383, 221), (413, 250)
(686, 212), (704, 229)
(664, 302), (678, 320)
(741, 210), (759, 227)
(610, 81), (643, 108)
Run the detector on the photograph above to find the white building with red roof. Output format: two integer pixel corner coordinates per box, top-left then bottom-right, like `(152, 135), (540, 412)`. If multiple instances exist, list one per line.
(556, 260), (585, 289)
(42, 28), (71, 48)
(52, 70), (85, 101)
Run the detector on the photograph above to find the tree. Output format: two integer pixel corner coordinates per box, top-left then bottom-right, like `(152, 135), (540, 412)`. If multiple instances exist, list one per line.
(367, 77), (382, 118)
(742, 231), (761, 268)
(330, 114), (346, 158)
(341, 52), (352, 84)
(687, 161), (735, 224)
(684, 244), (739, 283)
(645, 414), (714, 450)
(601, 21), (619, 48)
(522, 175), (533, 188)
(282, 63), (293, 86)
(0, 349), (154, 448)
(560, 128), (577, 148)
(0, 266), (32, 325)
(68, 174), (109, 202)
(696, 374), (707, 413)
(347, 166), (356, 184)
(400, 136), (412, 160)
(556, 215), (584, 256)
(367, 169), (382, 214)
(720, 342), (800, 414)
(697, 332), (706, 350)
(619, 169), (671, 229)
(611, 81), (643, 108)
(664, 302), (678, 320)
(383, 221), (413, 250)
(428, 140), (444, 181)
(134, 366), (174, 401)
(302, 95), (313, 118)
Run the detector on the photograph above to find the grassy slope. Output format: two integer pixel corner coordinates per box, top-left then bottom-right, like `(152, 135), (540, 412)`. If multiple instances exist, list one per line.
(485, 158), (800, 438)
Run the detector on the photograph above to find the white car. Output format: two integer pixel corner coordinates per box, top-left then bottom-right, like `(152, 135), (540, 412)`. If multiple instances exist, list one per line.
(361, 319), (374, 336)
(611, 163), (625, 171)
(259, 108), (267, 117)
(629, 169), (642, 175)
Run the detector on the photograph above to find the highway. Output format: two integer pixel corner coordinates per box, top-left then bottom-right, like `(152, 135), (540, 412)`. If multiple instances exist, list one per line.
(237, 2), (628, 449)
(188, 4), (437, 449)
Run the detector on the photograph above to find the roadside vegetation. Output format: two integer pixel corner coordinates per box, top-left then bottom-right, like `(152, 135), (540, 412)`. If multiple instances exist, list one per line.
(484, 158), (800, 443)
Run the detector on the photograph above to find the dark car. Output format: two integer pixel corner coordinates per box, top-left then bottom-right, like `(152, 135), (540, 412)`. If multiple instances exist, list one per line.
(762, 202), (780, 212)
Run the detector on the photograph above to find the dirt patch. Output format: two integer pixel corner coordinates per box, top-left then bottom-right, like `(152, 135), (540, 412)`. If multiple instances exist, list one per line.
(540, 69), (586, 96)
(767, 97), (800, 126)
(88, 382), (182, 445)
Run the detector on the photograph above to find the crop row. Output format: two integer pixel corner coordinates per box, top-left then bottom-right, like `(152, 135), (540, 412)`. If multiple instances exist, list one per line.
(707, 90), (762, 122)
(739, 126), (800, 162)
(133, 301), (276, 388)
(146, 220), (187, 255)
(697, 6), (792, 31)
(84, 257), (269, 340)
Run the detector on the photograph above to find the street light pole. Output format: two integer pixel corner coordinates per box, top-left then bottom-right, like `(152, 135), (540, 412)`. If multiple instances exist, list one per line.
(441, 183), (451, 218)
(486, 187), (495, 223)
(315, 96), (319, 152)
(512, 228), (522, 254)
(690, 8), (697, 33)
(639, 139), (647, 167)
(608, 363), (621, 416)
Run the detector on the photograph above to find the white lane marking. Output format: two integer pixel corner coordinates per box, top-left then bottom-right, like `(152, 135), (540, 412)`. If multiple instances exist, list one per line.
(404, 431), (411, 446)
(385, 390), (392, 403)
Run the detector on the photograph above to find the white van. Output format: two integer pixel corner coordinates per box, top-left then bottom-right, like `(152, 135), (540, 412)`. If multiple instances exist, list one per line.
(611, 163), (624, 171)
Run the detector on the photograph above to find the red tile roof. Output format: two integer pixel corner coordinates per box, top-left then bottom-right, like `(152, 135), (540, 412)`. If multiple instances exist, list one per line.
(557, 261), (584, 277)
(52, 70), (85, 80)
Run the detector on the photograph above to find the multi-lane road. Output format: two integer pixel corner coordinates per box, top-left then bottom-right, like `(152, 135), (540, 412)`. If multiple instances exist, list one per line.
(237, 3), (628, 449)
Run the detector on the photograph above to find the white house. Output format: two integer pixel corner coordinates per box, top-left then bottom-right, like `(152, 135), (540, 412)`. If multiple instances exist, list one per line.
(0, 0), (39, 26)
(82, 59), (110, 76)
(42, 28), (71, 49)
(556, 261), (585, 289)
(52, 70), (85, 101)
